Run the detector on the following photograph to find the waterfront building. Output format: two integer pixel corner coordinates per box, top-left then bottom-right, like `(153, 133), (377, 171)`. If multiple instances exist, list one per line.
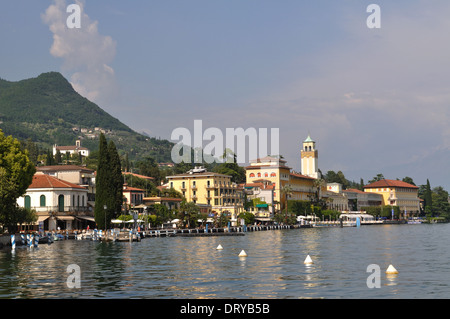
(53, 139), (90, 157)
(363, 179), (420, 217)
(245, 155), (316, 212)
(36, 165), (96, 202)
(123, 184), (145, 209)
(17, 173), (92, 231)
(243, 181), (275, 222)
(323, 183), (349, 211)
(343, 188), (383, 211)
(166, 167), (244, 222)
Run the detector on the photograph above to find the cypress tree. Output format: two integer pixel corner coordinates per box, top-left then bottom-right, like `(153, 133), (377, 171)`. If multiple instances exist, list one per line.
(94, 133), (109, 229)
(94, 134), (124, 229)
(108, 140), (124, 218)
(425, 179), (432, 215)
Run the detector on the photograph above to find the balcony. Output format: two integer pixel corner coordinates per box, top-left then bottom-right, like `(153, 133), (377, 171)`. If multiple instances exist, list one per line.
(28, 206), (91, 213)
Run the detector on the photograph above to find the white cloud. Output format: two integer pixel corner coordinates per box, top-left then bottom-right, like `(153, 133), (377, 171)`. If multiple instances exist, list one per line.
(41, 0), (118, 105)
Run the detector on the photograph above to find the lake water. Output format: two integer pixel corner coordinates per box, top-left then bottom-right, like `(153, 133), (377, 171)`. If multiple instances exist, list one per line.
(1, 223), (450, 299)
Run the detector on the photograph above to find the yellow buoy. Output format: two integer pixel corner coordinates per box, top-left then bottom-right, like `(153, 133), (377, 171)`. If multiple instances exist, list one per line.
(216, 244), (223, 250)
(304, 255), (313, 264)
(386, 264), (398, 274)
(238, 250), (247, 257)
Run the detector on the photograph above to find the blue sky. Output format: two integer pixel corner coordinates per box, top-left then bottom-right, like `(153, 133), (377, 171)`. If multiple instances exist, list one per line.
(2, 1), (450, 190)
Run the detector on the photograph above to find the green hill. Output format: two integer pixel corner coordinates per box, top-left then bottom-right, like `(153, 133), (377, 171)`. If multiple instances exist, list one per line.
(0, 72), (173, 162)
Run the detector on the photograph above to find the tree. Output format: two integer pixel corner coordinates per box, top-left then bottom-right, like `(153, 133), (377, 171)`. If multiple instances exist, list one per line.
(424, 179), (432, 215)
(45, 149), (55, 165)
(178, 200), (200, 228)
(281, 184), (293, 223)
(108, 140), (124, 216)
(238, 211), (255, 225)
(137, 157), (161, 184)
(0, 130), (36, 232)
(369, 174), (385, 184)
(402, 176), (415, 186)
(431, 186), (450, 219)
(151, 204), (171, 226)
(94, 134), (123, 229)
(212, 149), (246, 183)
(55, 149), (62, 164)
(324, 170), (349, 189)
(94, 133), (110, 229)
(308, 178), (327, 208)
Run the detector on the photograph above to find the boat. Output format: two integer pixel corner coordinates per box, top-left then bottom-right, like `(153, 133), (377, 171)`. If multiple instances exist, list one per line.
(312, 220), (356, 227)
(407, 217), (423, 224)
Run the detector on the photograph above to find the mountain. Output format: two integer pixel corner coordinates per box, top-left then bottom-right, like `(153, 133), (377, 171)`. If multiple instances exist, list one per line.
(0, 72), (174, 162)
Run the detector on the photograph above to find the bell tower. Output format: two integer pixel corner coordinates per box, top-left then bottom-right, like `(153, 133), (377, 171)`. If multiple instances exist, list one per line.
(301, 135), (319, 179)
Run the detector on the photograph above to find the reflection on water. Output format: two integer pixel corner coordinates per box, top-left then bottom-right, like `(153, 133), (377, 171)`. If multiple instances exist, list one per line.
(1, 223), (450, 298)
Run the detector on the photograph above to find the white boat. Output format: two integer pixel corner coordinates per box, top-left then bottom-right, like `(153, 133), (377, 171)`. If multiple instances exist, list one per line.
(312, 220), (356, 227)
(407, 218), (423, 224)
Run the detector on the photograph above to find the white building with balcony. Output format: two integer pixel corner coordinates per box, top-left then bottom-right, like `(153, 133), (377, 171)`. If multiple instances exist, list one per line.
(17, 173), (91, 231)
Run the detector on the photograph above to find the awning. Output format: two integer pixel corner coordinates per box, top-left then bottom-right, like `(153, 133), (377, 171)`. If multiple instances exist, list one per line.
(56, 216), (75, 221)
(76, 216), (95, 222)
(256, 204), (268, 208)
(255, 217), (272, 221)
(26, 215), (49, 225)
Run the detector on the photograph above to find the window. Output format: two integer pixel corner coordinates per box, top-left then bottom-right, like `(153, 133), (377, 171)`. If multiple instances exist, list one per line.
(58, 195), (65, 212)
(249, 173), (255, 178)
(265, 173), (268, 177)
(257, 173), (261, 177)
(271, 173), (276, 177)
(40, 195), (46, 207)
(25, 195), (31, 210)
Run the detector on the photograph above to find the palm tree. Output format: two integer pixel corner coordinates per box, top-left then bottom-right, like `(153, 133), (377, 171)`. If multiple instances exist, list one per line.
(281, 184), (293, 224)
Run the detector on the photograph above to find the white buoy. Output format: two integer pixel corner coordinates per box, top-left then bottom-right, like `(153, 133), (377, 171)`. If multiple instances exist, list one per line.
(386, 264), (398, 274)
(304, 255), (313, 264)
(216, 244), (223, 250)
(238, 250), (247, 257)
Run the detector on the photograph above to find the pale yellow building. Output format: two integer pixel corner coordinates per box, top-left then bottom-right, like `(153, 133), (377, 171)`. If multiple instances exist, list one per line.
(363, 179), (420, 217)
(245, 156), (316, 212)
(166, 167), (244, 220)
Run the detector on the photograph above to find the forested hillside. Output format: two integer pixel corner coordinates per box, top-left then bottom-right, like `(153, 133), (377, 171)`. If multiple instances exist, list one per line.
(0, 72), (173, 162)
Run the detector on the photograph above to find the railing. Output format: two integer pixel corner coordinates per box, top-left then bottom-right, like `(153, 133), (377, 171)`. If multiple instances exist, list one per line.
(28, 206), (91, 213)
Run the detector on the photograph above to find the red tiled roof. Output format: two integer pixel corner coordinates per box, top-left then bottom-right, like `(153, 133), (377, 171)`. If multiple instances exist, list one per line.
(123, 185), (145, 192)
(290, 172), (316, 180)
(343, 188), (366, 194)
(364, 179), (418, 189)
(244, 182), (275, 190)
(123, 172), (154, 180)
(28, 174), (86, 189)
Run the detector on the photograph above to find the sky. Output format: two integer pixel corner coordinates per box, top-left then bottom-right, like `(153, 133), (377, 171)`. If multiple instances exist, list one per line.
(1, 0), (450, 190)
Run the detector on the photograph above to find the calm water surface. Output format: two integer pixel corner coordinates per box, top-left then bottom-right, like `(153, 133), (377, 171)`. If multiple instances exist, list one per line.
(1, 224), (450, 299)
